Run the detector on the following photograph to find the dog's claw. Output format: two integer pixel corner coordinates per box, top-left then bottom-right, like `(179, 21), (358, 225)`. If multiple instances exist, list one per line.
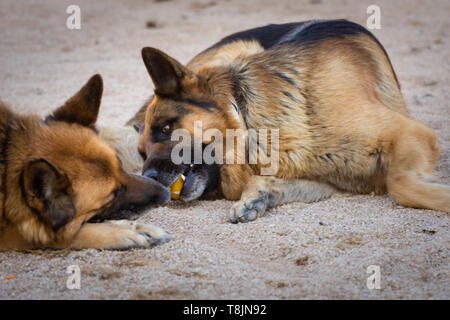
(229, 197), (267, 223)
(108, 220), (171, 248)
(229, 190), (270, 223)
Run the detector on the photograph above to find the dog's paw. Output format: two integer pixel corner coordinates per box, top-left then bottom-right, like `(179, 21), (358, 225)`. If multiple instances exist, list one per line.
(229, 191), (269, 223)
(107, 220), (171, 249)
(135, 223), (171, 246)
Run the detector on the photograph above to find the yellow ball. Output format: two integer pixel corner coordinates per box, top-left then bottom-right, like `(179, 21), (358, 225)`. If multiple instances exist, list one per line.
(169, 174), (185, 199)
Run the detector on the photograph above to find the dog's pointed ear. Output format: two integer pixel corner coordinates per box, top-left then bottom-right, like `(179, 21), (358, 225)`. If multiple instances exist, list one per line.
(141, 47), (195, 96)
(23, 159), (75, 231)
(47, 74), (103, 128)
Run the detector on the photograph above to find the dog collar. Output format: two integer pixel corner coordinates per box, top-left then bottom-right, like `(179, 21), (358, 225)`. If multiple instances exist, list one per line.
(228, 98), (247, 130)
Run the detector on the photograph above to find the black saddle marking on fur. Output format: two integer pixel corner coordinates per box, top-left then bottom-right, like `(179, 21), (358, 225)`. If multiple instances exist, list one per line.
(210, 22), (304, 50)
(206, 20), (399, 88)
(275, 19), (371, 46)
(274, 19), (400, 86)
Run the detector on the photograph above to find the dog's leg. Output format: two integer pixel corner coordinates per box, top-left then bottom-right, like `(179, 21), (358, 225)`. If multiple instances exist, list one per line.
(387, 123), (450, 213)
(230, 176), (337, 223)
(68, 220), (170, 250)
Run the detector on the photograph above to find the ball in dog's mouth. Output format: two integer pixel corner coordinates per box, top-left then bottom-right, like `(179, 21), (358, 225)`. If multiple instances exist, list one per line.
(169, 174), (185, 199)
(145, 162), (219, 202)
(168, 163), (210, 202)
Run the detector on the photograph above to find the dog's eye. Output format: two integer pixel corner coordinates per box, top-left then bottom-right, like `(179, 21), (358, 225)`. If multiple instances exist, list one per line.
(139, 150), (147, 161)
(104, 187), (124, 206)
(161, 124), (170, 134)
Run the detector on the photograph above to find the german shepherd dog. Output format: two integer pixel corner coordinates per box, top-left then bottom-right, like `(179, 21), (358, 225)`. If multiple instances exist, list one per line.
(126, 19), (449, 222)
(0, 74), (171, 250)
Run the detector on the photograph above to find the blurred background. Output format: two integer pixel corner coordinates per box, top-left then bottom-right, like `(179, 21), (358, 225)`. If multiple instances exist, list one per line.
(0, 0), (448, 132)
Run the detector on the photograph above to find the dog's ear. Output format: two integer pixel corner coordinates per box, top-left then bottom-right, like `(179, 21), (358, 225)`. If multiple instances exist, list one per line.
(47, 74), (103, 128)
(141, 47), (197, 96)
(22, 159), (76, 231)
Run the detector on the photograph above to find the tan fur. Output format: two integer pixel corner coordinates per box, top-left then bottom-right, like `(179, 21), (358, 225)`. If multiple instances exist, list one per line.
(188, 40), (264, 71)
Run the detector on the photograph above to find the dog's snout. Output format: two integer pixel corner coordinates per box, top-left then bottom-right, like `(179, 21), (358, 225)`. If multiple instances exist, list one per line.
(121, 173), (170, 209)
(142, 158), (190, 188)
(138, 175), (170, 206)
(153, 185), (170, 206)
(143, 168), (159, 179)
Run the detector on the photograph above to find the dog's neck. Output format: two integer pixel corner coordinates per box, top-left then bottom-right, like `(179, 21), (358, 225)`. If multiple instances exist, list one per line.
(201, 65), (252, 131)
(228, 97), (247, 130)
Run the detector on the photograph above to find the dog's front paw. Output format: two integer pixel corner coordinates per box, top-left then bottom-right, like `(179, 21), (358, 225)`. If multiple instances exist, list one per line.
(69, 221), (171, 250)
(108, 220), (171, 248)
(229, 191), (269, 223)
(134, 223), (171, 246)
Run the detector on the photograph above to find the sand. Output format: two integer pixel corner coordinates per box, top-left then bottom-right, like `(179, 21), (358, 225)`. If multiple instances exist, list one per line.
(0, 0), (448, 299)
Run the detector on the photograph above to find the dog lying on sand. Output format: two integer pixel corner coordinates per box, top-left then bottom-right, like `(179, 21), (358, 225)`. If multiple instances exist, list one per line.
(106, 20), (450, 222)
(0, 75), (170, 250)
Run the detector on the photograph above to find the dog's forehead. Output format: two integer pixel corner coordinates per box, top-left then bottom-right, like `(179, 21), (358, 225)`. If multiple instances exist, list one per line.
(42, 123), (121, 177)
(146, 93), (219, 127)
(82, 137), (117, 162)
(146, 96), (187, 126)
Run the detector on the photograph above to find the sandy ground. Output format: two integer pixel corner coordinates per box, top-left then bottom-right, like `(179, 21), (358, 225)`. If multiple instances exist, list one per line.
(0, 0), (449, 299)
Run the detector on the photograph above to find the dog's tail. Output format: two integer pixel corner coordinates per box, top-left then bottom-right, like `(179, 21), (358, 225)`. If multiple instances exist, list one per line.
(387, 122), (450, 213)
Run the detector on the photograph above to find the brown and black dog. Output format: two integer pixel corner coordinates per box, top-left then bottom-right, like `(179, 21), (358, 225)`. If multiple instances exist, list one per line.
(125, 19), (449, 222)
(0, 74), (170, 250)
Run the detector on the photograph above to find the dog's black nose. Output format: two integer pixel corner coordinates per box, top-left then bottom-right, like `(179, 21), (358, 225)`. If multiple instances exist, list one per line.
(154, 187), (171, 206)
(143, 168), (159, 179)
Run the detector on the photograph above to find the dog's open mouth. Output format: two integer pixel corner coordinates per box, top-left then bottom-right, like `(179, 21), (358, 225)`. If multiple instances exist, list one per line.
(159, 163), (208, 202)
(180, 163), (220, 201)
(144, 161), (219, 202)
(177, 164), (206, 201)
(170, 164), (194, 188)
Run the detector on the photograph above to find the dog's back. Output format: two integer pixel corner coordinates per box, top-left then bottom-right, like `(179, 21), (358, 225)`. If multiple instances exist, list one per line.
(189, 20), (406, 115)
